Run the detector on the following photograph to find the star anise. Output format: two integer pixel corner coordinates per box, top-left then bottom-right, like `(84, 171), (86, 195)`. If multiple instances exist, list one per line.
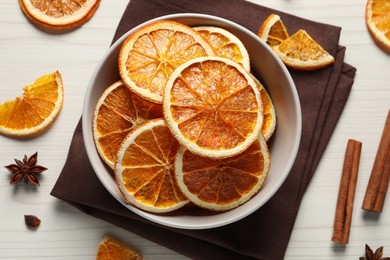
(4, 152), (47, 186)
(360, 244), (390, 260)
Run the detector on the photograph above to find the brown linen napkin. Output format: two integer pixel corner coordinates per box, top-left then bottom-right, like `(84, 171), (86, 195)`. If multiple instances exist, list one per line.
(51, 0), (357, 259)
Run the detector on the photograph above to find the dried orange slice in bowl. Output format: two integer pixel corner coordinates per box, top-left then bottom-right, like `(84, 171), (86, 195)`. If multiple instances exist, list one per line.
(252, 75), (276, 141)
(163, 56), (263, 159)
(118, 20), (215, 104)
(175, 134), (270, 211)
(0, 71), (63, 137)
(19, 0), (100, 31)
(366, 0), (390, 53)
(194, 26), (251, 71)
(93, 80), (163, 170)
(115, 119), (189, 213)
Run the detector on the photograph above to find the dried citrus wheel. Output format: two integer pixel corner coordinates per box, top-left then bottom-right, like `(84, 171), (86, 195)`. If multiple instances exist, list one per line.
(258, 14), (289, 47)
(194, 26), (251, 71)
(96, 236), (142, 260)
(118, 20), (215, 104)
(252, 75), (276, 141)
(0, 71), (64, 137)
(93, 81), (163, 170)
(175, 134), (270, 211)
(163, 56), (263, 159)
(272, 29), (335, 70)
(19, 0), (100, 31)
(366, 0), (390, 53)
(115, 119), (189, 213)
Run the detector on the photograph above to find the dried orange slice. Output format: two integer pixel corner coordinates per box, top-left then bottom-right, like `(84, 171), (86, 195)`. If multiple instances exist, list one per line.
(366, 0), (390, 53)
(93, 81), (163, 170)
(118, 20), (215, 104)
(163, 56), (263, 159)
(115, 119), (188, 213)
(175, 134), (270, 211)
(19, 0), (100, 31)
(194, 26), (251, 71)
(96, 236), (142, 260)
(0, 71), (64, 137)
(258, 14), (289, 47)
(272, 29), (335, 70)
(252, 76), (276, 141)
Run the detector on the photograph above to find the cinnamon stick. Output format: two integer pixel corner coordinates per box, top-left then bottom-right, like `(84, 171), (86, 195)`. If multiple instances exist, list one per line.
(332, 139), (362, 244)
(362, 110), (390, 212)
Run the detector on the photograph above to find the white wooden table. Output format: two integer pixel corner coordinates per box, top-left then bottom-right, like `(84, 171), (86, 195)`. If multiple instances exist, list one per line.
(1, 0), (389, 259)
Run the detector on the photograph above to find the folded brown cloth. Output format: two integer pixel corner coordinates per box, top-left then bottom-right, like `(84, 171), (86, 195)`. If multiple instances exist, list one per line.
(51, 0), (357, 259)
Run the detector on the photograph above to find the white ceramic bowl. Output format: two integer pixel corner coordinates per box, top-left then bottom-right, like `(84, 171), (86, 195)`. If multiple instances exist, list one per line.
(82, 13), (301, 229)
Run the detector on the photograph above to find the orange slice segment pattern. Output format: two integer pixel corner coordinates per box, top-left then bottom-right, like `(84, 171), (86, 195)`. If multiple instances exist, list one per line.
(366, 0), (390, 53)
(195, 26), (251, 71)
(175, 134), (270, 211)
(164, 56), (262, 159)
(93, 81), (162, 169)
(273, 29), (335, 70)
(119, 20), (215, 103)
(115, 119), (188, 213)
(0, 71), (63, 137)
(258, 14), (289, 47)
(20, 0), (100, 31)
(127, 30), (204, 96)
(96, 236), (142, 260)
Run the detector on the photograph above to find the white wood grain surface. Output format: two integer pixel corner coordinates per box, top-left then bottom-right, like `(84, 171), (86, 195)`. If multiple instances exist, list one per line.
(0, 0), (389, 259)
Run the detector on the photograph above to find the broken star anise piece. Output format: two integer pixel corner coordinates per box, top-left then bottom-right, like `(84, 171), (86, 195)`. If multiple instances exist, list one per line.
(4, 152), (47, 186)
(360, 244), (390, 260)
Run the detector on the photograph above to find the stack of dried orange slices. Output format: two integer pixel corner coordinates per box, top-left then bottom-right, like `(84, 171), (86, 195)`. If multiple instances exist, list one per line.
(92, 20), (275, 213)
(258, 14), (335, 70)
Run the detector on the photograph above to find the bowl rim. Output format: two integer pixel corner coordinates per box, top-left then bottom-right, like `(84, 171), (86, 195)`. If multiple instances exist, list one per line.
(82, 12), (302, 229)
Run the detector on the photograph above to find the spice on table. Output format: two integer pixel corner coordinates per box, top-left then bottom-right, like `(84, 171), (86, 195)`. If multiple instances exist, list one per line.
(4, 152), (47, 186)
(24, 215), (41, 229)
(332, 139), (362, 244)
(360, 244), (390, 260)
(362, 110), (390, 212)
